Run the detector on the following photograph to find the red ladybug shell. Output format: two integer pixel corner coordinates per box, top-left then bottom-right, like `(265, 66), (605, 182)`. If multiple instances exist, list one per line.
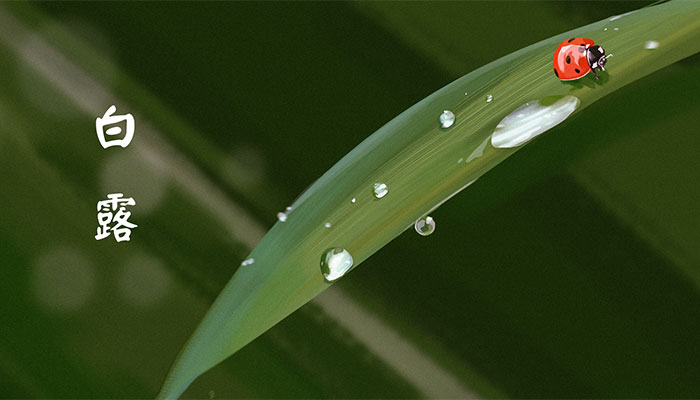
(553, 38), (595, 81)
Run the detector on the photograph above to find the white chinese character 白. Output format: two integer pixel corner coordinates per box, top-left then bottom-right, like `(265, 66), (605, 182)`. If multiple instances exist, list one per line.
(95, 193), (137, 242)
(96, 105), (134, 149)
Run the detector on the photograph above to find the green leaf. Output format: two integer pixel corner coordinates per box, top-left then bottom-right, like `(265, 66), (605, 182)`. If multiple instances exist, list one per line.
(159, 1), (700, 397)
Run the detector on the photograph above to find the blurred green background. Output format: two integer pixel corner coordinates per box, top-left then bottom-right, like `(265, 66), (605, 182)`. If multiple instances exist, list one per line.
(1, 1), (699, 398)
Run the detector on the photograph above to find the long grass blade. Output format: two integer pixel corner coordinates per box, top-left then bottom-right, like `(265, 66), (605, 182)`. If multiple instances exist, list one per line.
(158, 1), (700, 397)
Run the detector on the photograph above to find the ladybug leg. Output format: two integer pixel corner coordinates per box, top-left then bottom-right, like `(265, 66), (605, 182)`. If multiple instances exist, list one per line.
(591, 68), (599, 80)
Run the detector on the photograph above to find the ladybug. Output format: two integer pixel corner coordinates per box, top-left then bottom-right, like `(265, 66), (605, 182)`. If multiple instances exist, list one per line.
(553, 37), (612, 81)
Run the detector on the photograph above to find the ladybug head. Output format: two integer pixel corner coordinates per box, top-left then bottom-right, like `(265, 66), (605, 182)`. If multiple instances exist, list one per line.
(587, 45), (610, 71)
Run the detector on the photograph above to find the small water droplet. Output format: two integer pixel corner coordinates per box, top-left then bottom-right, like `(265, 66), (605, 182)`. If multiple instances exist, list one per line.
(486, 94), (493, 103)
(240, 258), (255, 267)
(320, 248), (354, 282)
(457, 157), (464, 163)
(464, 91), (468, 96)
(439, 110), (455, 129)
(604, 27), (608, 31)
(351, 197), (356, 204)
(613, 27), (619, 31)
(285, 206), (293, 211)
(491, 95), (580, 148)
(324, 222), (332, 228)
(276, 212), (287, 222)
(466, 136), (490, 163)
(414, 216), (436, 236)
(645, 40), (659, 50)
(373, 183), (388, 199)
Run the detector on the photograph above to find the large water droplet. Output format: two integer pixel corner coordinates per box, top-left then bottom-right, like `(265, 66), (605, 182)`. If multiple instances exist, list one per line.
(491, 95), (580, 148)
(645, 40), (659, 50)
(414, 216), (436, 236)
(351, 197), (356, 204)
(320, 248), (354, 282)
(439, 110), (455, 129)
(276, 212), (287, 222)
(486, 94), (493, 103)
(324, 222), (332, 228)
(373, 183), (388, 199)
(240, 258), (255, 266)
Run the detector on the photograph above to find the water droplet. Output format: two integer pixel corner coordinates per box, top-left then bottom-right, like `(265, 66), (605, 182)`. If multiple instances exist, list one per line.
(373, 183), (388, 199)
(604, 27), (608, 31)
(351, 197), (356, 204)
(645, 40), (659, 50)
(486, 94), (493, 103)
(285, 206), (293, 211)
(466, 136), (490, 163)
(464, 91), (468, 96)
(491, 95), (580, 148)
(320, 248), (354, 282)
(414, 216), (436, 236)
(240, 258), (255, 266)
(324, 222), (332, 228)
(276, 212), (287, 222)
(439, 110), (455, 129)
(457, 157), (464, 163)
(613, 27), (619, 31)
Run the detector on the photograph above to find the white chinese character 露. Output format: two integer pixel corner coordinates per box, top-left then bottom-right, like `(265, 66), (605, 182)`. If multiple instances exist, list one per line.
(96, 105), (134, 149)
(96, 193), (137, 242)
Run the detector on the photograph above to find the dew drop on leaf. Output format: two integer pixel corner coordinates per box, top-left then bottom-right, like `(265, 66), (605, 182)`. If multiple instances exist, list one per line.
(491, 95), (579, 148)
(439, 110), (455, 129)
(320, 248), (354, 282)
(373, 183), (388, 199)
(414, 216), (436, 236)
(645, 40), (659, 50)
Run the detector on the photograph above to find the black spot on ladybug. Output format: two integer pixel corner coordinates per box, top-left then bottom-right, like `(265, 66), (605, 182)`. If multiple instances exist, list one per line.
(567, 38), (575, 43)
(575, 68), (581, 73)
(566, 55), (571, 64)
(554, 68), (559, 78)
(578, 45), (585, 53)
